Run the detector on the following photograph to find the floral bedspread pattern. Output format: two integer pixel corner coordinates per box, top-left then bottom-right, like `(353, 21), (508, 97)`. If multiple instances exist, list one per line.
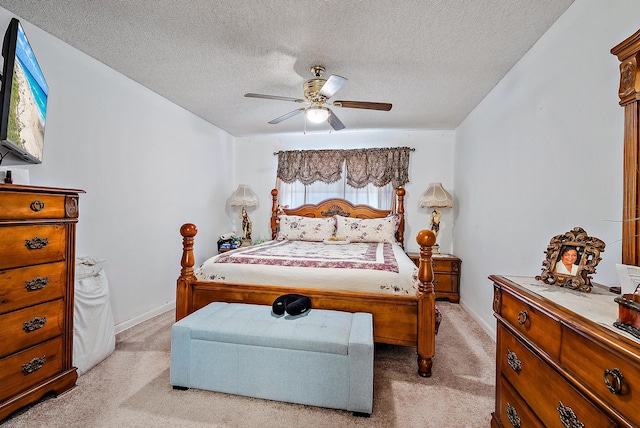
(215, 240), (399, 272)
(195, 240), (420, 295)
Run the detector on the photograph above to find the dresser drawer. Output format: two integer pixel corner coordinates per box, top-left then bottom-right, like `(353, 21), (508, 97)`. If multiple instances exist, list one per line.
(497, 375), (544, 427)
(0, 261), (66, 315)
(499, 289), (562, 359)
(561, 325), (640, 426)
(0, 337), (63, 403)
(498, 324), (617, 427)
(0, 192), (68, 220)
(0, 299), (64, 359)
(0, 225), (66, 270)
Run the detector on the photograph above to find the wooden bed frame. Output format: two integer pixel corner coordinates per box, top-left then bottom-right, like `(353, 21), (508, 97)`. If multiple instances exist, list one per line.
(176, 188), (438, 377)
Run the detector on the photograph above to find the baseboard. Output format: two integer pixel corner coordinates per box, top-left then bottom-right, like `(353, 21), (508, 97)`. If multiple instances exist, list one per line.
(459, 300), (496, 342)
(114, 300), (176, 334)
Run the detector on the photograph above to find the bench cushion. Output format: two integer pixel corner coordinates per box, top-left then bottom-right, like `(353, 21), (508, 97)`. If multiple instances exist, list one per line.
(188, 302), (354, 355)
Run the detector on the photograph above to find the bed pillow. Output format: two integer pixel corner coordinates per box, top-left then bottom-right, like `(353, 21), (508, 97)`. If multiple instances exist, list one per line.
(276, 215), (336, 241)
(335, 214), (399, 243)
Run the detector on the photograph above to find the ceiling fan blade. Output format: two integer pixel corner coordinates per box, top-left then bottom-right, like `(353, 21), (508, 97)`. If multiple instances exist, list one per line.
(328, 110), (346, 131)
(319, 75), (348, 98)
(245, 93), (305, 103)
(268, 108), (305, 124)
(333, 100), (392, 111)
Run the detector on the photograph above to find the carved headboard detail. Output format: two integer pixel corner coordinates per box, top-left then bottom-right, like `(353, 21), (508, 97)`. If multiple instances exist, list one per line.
(321, 205), (351, 217)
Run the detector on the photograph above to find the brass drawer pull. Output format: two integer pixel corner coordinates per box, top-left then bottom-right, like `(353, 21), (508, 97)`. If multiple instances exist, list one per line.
(507, 349), (522, 372)
(25, 276), (49, 291)
(517, 310), (528, 325)
(23, 316), (47, 332)
(506, 403), (521, 428)
(25, 237), (49, 250)
(557, 402), (584, 428)
(603, 368), (623, 394)
(30, 200), (45, 212)
(22, 355), (46, 374)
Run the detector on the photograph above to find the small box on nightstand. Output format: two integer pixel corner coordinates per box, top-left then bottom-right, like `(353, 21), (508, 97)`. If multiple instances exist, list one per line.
(406, 252), (461, 303)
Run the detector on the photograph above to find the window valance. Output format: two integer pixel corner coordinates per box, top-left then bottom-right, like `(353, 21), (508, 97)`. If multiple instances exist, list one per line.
(276, 147), (411, 188)
(276, 150), (345, 185)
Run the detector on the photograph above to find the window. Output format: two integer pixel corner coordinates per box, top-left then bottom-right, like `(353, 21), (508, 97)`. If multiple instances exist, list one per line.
(278, 174), (393, 209)
(275, 147), (410, 209)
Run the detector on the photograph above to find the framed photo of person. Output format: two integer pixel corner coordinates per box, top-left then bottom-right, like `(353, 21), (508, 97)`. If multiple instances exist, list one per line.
(536, 227), (606, 292)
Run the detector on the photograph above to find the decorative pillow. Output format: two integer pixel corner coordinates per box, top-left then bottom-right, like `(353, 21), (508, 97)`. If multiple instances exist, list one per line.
(335, 214), (399, 243)
(276, 215), (336, 241)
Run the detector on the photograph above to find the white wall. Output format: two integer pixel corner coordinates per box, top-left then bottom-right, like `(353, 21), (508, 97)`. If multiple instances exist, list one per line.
(455, 0), (639, 336)
(234, 129), (455, 254)
(0, 9), (236, 328)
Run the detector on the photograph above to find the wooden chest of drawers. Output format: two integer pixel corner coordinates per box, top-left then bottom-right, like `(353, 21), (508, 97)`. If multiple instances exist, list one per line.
(407, 253), (460, 302)
(0, 185), (82, 421)
(491, 275), (640, 428)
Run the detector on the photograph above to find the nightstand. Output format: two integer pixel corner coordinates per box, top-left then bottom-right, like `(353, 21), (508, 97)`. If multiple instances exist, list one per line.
(406, 252), (460, 303)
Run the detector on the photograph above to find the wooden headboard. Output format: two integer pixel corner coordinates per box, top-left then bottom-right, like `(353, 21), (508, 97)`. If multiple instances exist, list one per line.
(270, 187), (406, 247)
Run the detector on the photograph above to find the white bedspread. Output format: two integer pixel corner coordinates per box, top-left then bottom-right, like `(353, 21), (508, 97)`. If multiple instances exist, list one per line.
(195, 240), (420, 295)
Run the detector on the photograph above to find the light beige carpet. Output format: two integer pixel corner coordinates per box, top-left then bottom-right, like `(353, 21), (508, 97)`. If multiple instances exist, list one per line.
(3, 302), (495, 427)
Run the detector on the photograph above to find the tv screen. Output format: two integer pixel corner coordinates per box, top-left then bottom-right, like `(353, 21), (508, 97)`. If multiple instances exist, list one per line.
(0, 18), (48, 164)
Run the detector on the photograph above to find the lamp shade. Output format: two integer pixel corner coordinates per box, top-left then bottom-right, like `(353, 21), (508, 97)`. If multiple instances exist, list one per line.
(229, 184), (258, 207)
(418, 182), (453, 208)
(306, 106), (330, 123)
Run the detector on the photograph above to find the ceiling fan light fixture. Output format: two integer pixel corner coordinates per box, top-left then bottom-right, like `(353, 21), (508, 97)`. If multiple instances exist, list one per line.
(306, 106), (330, 123)
(246, 66), (392, 131)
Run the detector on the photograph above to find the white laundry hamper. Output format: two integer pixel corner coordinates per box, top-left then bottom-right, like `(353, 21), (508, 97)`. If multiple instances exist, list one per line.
(73, 257), (116, 376)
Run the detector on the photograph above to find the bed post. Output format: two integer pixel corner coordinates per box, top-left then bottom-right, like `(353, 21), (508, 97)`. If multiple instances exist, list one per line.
(176, 223), (197, 321)
(416, 229), (436, 377)
(396, 188), (405, 248)
(271, 188), (279, 240)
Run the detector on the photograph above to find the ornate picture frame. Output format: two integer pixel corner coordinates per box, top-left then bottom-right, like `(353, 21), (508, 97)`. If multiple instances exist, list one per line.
(536, 227), (605, 292)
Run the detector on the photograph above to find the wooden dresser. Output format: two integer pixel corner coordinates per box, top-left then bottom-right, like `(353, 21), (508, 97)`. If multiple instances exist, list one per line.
(490, 275), (640, 428)
(407, 253), (460, 302)
(0, 185), (82, 421)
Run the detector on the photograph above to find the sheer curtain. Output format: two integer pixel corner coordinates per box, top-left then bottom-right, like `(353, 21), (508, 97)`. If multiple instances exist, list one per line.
(278, 178), (393, 209)
(275, 147), (410, 210)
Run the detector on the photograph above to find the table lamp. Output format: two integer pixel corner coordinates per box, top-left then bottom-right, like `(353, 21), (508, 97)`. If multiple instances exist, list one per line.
(418, 182), (453, 254)
(229, 184), (258, 247)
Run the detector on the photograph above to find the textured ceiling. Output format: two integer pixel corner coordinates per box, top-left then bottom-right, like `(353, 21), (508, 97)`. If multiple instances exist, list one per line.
(0, 1), (573, 137)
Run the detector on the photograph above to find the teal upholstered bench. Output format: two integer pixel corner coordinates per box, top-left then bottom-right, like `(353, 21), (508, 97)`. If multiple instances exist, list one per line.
(170, 302), (374, 415)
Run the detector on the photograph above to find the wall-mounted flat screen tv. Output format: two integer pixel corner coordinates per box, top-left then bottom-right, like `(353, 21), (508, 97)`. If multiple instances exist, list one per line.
(0, 18), (48, 164)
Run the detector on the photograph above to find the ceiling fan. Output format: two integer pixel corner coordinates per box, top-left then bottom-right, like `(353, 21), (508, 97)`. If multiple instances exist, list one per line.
(245, 65), (392, 131)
